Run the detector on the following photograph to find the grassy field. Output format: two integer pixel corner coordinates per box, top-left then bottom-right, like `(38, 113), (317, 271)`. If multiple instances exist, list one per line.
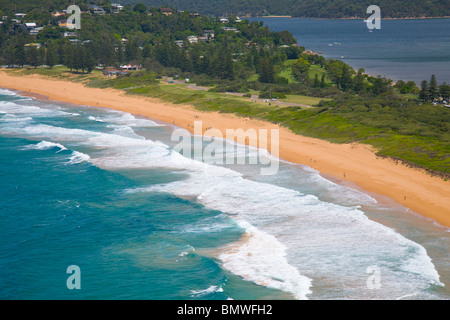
(279, 60), (330, 84)
(281, 94), (329, 106)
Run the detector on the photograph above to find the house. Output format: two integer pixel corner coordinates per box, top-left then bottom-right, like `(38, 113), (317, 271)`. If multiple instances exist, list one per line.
(174, 40), (185, 48)
(24, 22), (36, 30)
(111, 3), (124, 13)
(221, 27), (239, 33)
(24, 43), (41, 49)
(30, 27), (43, 36)
(219, 18), (229, 23)
(103, 68), (128, 77)
(303, 49), (319, 55)
(203, 30), (215, 40)
(58, 20), (69, 28)
(64, 31), (78, 37)
(15, 13), (26, 18)
(161, 8), (173, 15)
(120, 64), (142, 71)
(89, 5), (106, 15)
(187, 36), (198, 44)
(52, 11), (65, 17)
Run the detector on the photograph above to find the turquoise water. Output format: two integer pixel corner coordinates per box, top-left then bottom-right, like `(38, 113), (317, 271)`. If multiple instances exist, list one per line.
(250, 17), (450, 84)
(0, 89), (449, 300)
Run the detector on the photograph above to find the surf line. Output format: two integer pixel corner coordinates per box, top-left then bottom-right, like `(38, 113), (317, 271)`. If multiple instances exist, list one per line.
(171, 120), (280, 176)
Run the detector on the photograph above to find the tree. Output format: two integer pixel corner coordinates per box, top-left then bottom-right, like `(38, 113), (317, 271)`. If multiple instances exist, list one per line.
(406, 81), (419, 94)
(429, 74), (438, 101)
(439, 82), (450, 101)
(133, 3), (147, 14)
(291, 57), (309, 83)
(15, 44), (26, 67)
(259, 57), (275, 83)
(419, 80), (429, 101)
(45, 42), (58, 68)
(340, 64), (353, 91)
(320, 74), (326, 88)
(371, 76), (392, 96)
(64, 44), (75, 72)
(215, 48), (235, 80)
(353, 68), (366, 92)
(3, 44), (16, 66)
(125, 39), (139, 63)
(82, 46), (97, 73)
(26, 46), (39, 68)
(313, 74), (320, 87)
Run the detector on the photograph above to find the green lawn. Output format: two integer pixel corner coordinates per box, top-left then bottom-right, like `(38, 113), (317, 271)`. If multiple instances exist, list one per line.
(282, 94), (330, 106)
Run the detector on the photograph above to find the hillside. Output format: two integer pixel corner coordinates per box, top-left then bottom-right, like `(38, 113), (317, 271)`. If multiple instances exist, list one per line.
(118, 0), (450, 18)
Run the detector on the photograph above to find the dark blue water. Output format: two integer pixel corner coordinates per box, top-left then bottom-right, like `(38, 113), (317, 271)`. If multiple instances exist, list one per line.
(250, 17), (450, 84)
(0, 88), (449, 299)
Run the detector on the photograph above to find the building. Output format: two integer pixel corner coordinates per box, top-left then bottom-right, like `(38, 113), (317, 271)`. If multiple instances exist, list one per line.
(203, 30), (215, 40)
(120, 64), (142, 71)
(64, 31), (78, 37)
(174, 40), (184, 48)
(24, 43), (41, 49)
(58, 20), (69, 28)
(187, 36), (198, 44)
(103, 68), (128, 77)
(30, 27), (43, 36)
(111, 3), (124, 13)
(52, 11), (65, 17)
(89, 5), (106, 15)
(221, 27), (239, 33)
(161, 8), (173, 15)
(24, 22), (36, 30)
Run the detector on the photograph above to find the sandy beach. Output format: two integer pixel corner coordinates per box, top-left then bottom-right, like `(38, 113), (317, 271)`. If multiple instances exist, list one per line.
(0, 71), (449, 227)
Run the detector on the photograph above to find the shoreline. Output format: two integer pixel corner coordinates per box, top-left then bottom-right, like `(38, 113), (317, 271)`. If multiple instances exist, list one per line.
(253, 16), (450, 20)
(0, 71), (449, 228)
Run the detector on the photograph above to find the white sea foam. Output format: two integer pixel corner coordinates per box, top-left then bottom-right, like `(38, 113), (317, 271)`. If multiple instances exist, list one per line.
(68, 151), (91, 164)
(107, 124), (146, 140)
(25, 140), (68, 152)
(88, 116), (104, 122)
(190, 285), (224, 298)
(134, 156), (443, 298)
(0, 88), (17, 96)
(0, 113), (33, 123)
(220, 221), (312, 300)
(0, 101), (76, 117)
(90, 111), (163, 128)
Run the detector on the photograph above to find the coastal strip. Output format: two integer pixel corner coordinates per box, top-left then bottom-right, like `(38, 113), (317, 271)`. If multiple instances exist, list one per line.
(0, 71), (449, 227)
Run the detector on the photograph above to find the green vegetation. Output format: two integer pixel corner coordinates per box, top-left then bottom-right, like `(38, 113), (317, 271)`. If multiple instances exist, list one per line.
(0, 2), (449, 177)
(116, 0), (450, 18)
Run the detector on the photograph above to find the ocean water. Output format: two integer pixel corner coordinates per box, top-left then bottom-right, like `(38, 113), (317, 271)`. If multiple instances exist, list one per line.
(249, 17), (450, 84)
(0, 88), (449, 300)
